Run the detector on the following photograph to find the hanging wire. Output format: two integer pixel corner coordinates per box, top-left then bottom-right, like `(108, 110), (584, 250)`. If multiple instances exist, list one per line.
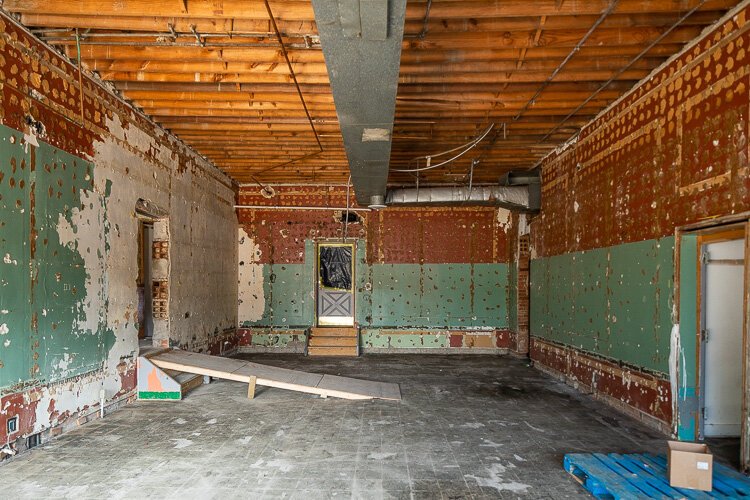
(391, 123), (494, 173)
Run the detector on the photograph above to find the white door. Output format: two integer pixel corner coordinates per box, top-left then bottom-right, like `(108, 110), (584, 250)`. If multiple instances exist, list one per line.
(702, 238), (745, 438)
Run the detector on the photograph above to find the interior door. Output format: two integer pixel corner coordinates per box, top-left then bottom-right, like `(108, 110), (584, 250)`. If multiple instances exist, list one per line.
(701, 238), (745, 438)
(317, 243), (354, 326)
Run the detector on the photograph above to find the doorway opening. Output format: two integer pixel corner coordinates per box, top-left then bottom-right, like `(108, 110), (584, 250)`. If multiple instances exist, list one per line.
(135, 198), (170, 352)
(316, 242), (355, 327)
(137, 220), (154, 341)
(699, 228), (746, 439)
(696, 227), (747, 470)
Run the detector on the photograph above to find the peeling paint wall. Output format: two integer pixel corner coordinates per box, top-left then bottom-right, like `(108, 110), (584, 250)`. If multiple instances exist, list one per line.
(529, 6), (750, 427)
(0, 13), (236, 451)
(236, 186), (513, 351)
(238, 227), (265, 323)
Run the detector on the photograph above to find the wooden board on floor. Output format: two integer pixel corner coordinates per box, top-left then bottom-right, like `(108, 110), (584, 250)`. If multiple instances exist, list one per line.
(149, 349), (401, 401)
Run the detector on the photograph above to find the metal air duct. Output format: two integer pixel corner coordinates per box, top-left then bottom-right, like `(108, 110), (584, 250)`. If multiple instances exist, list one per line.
(498, 169), (541, 212)
(385, 186), (531, 211)
(311, 0), (407, 205)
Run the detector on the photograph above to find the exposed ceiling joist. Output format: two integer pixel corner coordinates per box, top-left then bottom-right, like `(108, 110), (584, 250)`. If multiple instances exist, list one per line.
(3, 0), (739, 186)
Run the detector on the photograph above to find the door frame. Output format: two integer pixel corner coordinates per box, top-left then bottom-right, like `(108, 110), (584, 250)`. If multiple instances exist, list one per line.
(675, 213), (749, 470)
(315, 240), (356, 327)
(135, 198), (170, 348)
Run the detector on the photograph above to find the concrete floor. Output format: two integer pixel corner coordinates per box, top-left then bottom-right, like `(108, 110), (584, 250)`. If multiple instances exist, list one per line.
(0, 354), (680, 499)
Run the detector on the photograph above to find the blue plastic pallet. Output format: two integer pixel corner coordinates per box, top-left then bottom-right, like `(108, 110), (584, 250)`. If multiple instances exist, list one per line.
(564, 452), (750, 499)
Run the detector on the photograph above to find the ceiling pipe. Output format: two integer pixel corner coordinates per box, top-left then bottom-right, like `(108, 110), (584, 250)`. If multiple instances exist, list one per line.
(385, 186), (532, 211)
(537, 0), (708, 147)
(499, 170), (541, 212)
(384, 167), (542, 212)
(235, 205), (371, 212)
(512, 0), (618, 124)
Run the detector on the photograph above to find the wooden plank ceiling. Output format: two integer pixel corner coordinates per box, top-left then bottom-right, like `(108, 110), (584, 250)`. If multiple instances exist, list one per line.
(6, 0), (739, 186)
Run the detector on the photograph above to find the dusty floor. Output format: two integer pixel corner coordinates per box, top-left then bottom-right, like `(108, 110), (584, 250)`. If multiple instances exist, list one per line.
(0, 354), (684, 498)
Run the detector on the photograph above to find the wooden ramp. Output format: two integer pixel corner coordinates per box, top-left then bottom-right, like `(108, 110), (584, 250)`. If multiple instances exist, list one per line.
(149, 349), (401, 401)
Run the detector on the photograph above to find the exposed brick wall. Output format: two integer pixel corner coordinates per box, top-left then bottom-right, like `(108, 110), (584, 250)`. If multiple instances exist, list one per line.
(238, 185), (511, 265)
(515, 233), (530, 354)
(533, 7), (750, 259)
(238, 186), (367, 265)
(368, 208), (509, 264)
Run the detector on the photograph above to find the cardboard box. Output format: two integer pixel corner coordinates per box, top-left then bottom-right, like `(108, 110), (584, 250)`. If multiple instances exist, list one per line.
(667, 440), (713, 491)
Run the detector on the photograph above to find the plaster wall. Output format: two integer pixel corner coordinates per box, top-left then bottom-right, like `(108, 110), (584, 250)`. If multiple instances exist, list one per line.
(0, 13), (237, 451)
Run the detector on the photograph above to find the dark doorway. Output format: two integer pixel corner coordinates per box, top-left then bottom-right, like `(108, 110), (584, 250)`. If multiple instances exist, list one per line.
(137, 221), (154, 340)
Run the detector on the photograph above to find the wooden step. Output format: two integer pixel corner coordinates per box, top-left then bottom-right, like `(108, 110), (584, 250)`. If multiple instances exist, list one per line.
(170, 371), (203, 396)
(308, 346), (358, 357)
(180, 374), (204, 395)
(309, 336), (358, 347)
(311, 327), (357, 337)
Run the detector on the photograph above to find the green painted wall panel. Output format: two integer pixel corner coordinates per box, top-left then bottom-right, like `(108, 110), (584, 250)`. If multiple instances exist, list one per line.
(530, 236), (675, 374)
(422, 264), (471, 321)
(34, 143), (107, 382)
(354, 242), (372, 323)
(370, 263), (508, 328)
(249, 333), (302, 347)
(530, 256), (574, 344)
(529, 257), (549, 339)
(0, 127), (32, 389)
(260, 263), (312, 327)
(473, 264), (507, 322)
(0, 124), (115, 392)
(370, 264), (422, 326)
(571, 248), (608, 354)
(360, 330), (450, 349)
(508, 262), (518, 333)
(273, 264), (313, 326)
(608, 239), (673, 370)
